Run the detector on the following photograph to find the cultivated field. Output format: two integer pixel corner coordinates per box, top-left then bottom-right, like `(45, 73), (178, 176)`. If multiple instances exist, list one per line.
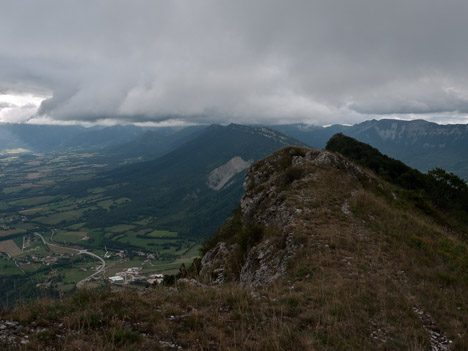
(0, 150), (202, 304)
(0, 239), (21, 256)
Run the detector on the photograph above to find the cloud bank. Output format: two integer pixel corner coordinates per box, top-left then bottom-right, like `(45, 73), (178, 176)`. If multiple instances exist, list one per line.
(1, 0), (468, 125)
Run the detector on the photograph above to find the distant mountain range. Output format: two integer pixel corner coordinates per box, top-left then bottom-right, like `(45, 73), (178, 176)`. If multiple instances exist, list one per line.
(1, 119), (467, 179)
(0, 123), (204, 154)
(273, 119), (468, 179)
(106, 125), (206, 162)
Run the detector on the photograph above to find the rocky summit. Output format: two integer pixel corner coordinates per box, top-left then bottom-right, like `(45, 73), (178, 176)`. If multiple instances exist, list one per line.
(200, 146), (466, 350)
(200, 148), (368, 287)
(1, 146), (467, 350)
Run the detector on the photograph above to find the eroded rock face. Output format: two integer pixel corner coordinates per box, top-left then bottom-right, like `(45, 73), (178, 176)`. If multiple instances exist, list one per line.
(200, 242), (233, 284)
(240, 233), (297, 287)
(207, 157), (253, 191)
(200, 147), (369, 287)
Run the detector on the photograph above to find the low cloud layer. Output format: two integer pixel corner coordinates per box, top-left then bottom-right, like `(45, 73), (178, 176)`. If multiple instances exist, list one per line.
(1, 0), (468, 125)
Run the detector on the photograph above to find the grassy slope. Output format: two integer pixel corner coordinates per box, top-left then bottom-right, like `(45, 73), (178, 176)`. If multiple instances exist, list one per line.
(1, 146), (467, 350)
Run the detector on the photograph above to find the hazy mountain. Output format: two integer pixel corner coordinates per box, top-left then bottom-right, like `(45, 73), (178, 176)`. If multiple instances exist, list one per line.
(0, 124), (86, 152)
(272, 119), (468, 179)
(62, 124), (146, 150)
(0, 123), (148, 153)
(345, 119), (468, 178)
(106, 125), (207, 161)
(2, 119), (466, 180)
(271, 123), (348, 149)
(70, 123), (306, 238)
(0, 124), (207, 162)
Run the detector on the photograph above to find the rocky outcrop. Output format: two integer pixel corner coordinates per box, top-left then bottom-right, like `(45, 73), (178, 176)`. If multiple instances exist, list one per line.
(199, 242), (233, 284)
(0, 320), (46, 347)
(200, 146), (370, 287)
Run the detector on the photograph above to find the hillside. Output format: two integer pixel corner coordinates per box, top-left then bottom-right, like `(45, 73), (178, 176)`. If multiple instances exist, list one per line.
(2, 142), (466, 350)
(105, 125), (206, 162)
(59, 123), (305, 240)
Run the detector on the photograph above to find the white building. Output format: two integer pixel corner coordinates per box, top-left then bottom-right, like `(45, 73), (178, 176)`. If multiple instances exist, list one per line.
(109, 276), (124, 282)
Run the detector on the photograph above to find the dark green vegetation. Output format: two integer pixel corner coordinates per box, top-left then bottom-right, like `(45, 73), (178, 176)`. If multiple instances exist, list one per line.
(57, 124), (305, 239)
(0, 123), (303, 307)
(1, 144), (466, 350)
(0, 130), (207, 306)
(274, 118), (468, 180)
(326, 133), (468, 227)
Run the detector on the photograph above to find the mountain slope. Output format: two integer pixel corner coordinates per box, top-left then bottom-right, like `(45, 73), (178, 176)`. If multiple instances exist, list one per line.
(68, 124), (306, 238)
(346, 119), (468, 177)
(198, 145), (467, 349)
(0, 124), (86, 152)
(105, 125), (206, 161)
(62, 124), (146, 150)
(273, 119), (468, 179)
(2, 144), (466, 350)
(325, 133), (468, 225)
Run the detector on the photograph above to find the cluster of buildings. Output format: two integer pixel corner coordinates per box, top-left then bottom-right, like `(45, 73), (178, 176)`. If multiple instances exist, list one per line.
(108, 267), (164, 285)
(17, 253), (70, 266)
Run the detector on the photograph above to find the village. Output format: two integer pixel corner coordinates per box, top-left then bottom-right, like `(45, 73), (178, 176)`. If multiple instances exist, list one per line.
(0, 233), (166, 289)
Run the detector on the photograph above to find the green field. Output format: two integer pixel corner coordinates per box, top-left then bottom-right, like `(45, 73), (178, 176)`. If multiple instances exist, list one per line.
(53, 230), (88, 243)
(108, 224), (136, 233)
(14, 223), (37, 230)
(115, 197), (131, 205)
(97, 199), (113, 210)
(0, 258), (22, 275)
(0, 150), (202, 305)
(146, 229), (178, 238)
(63, 269), (93, 283)
(0, 229), (23, 238)
(66, 222), (86, 230)
(34, 209), (87, 225)
(183, 244), (201, 258)
(10, 196), (55, 207)
(88, 187), (106, 194)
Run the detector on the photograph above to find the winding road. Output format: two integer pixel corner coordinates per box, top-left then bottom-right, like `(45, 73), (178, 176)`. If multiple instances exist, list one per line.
(33, 232), (106, 288)
(76, 249), (106, 287)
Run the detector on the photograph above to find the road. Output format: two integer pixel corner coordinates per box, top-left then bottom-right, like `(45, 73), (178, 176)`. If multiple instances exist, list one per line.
(76, 249), (106, 287)
(33, 232), (106, 288)
(50, 228), (57, 244)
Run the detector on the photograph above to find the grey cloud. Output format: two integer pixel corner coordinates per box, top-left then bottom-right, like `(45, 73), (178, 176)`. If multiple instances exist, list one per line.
(350, 82), (468, 115)
(1, 0), (468, 125)
(21, 103), (37, 109)
(0, 102), (16, 109)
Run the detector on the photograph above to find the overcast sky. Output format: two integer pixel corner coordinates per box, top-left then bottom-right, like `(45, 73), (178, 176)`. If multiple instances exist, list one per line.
(1, 0), (468, 126)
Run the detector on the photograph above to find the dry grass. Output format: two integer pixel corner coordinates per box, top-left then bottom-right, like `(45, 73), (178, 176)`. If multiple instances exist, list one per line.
(1, 147), (467, 350)
(0, 239), (22, 256)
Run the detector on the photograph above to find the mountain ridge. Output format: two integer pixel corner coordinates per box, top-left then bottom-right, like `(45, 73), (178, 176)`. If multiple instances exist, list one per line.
(272, 118), (468, 179)
(61, 123), (306, 239)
